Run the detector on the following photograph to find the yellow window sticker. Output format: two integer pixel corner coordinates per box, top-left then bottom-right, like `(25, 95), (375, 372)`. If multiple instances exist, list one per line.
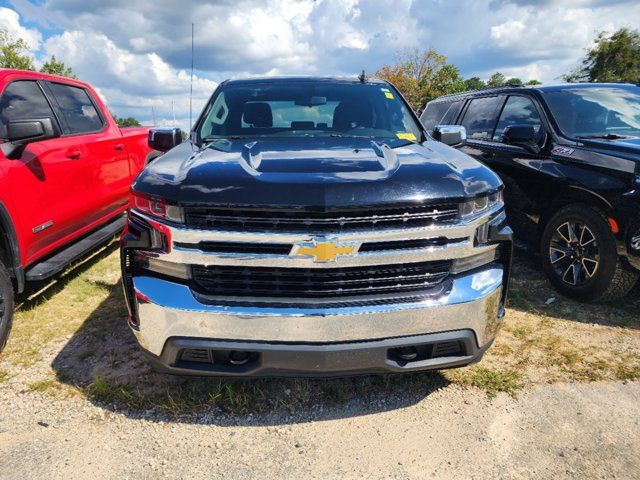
(384, 92), (394, 99)
(396, 132), (417, 141)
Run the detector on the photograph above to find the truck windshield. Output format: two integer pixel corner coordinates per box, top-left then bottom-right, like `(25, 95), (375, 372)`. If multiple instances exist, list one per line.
(198, 81), (423, 144)
(542, 85), (640, 139)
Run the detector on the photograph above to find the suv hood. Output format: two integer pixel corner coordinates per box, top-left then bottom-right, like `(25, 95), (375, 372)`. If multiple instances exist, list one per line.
(133, 137), (502, 208)
(578, 136), (640, 166)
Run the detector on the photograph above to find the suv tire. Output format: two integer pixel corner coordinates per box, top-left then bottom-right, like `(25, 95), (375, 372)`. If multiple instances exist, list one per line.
(0, 260), (14, 353)
(541, 204), (638, 301)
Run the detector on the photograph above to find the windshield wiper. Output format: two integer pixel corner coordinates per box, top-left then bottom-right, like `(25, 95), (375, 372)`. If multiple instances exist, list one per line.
(576, 133), (635, 140)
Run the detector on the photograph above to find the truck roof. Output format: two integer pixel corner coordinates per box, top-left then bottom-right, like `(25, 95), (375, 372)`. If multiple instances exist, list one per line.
(0, 68), (93, 90)
(222, 75), (389, 86)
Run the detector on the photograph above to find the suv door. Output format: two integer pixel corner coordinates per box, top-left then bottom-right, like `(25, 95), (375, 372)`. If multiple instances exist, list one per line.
(44, 81), (130, 225)
(459, 94), (549, 238)
(0, 79), (93, 265)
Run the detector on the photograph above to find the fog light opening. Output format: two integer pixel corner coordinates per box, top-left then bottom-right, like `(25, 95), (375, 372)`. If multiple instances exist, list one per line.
(396, 347), (418, 361)
(228, 350), (251, 365)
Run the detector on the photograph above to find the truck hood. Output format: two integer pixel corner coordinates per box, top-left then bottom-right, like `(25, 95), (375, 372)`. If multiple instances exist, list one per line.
(133, 137), (502, 208)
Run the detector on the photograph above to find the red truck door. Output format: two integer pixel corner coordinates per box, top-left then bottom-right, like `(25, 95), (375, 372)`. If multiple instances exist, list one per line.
(43, 81), (131, 225)
(0, 79), (94, 265)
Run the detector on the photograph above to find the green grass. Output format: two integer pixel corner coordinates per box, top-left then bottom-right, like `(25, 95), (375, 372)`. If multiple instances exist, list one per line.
(468, 367), (524, 398)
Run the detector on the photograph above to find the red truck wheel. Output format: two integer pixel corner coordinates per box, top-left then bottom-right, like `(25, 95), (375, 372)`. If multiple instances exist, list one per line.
(0, 261), (14, 353)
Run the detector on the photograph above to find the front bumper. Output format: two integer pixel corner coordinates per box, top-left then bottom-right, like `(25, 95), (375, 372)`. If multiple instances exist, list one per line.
(130, 266), (505, 376)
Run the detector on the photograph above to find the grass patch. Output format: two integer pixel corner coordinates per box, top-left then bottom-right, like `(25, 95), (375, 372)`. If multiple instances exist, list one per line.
(468, 367), (524, 398)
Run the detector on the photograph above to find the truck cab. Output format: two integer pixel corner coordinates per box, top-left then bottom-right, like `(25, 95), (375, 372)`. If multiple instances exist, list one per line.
(0, 69), (154, 351)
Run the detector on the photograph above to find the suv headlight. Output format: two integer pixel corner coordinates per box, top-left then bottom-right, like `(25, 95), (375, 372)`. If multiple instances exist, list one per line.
(459, 190), (503, 219)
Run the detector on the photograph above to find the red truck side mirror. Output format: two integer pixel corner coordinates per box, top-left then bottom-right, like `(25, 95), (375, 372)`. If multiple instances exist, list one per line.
(1, 117), (60, 159)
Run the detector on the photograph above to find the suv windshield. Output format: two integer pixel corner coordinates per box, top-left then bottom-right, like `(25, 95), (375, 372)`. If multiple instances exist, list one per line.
(197, 81), (423, 144)
(542, 85), (640, 139)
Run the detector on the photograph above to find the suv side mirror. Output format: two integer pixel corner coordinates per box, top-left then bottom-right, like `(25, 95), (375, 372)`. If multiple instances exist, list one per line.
(149, 127), (183, 152)
(1, 117), (60, 159)
(432, 125), (466, 147)
(502, 124), (539, 153)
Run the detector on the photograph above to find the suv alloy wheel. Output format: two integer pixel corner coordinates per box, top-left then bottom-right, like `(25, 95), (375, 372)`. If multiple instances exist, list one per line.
(541, 204), (638, 301)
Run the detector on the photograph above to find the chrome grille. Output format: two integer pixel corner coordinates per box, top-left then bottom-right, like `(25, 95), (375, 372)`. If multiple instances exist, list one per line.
(184, 204), (459, 232)
(191, 261), (452, 298)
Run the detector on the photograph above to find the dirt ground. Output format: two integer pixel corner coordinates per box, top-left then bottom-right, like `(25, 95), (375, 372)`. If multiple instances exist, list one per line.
(0, 244), (638, 479)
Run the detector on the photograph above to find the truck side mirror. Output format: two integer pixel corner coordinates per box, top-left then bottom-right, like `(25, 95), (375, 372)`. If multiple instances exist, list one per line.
(149, 127), (183, 152)
(502, 124), (539, 153)
(1, 117), (60, 159)
(432, 125), (467, 147)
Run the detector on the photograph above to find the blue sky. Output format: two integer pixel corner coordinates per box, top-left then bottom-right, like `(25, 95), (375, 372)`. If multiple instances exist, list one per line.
(1, 0), (639, 131)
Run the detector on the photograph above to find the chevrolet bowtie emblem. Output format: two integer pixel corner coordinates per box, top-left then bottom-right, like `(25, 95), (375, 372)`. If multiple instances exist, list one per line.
(291, 238), (360, 262)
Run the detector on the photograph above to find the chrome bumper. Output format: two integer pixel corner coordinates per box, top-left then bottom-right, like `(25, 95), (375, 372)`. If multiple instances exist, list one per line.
(132, 266), (505, 357)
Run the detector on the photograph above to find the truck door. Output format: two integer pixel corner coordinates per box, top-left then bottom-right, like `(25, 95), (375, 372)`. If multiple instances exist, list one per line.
(0, 79), (93, 265)
(44, 81), (130, 225)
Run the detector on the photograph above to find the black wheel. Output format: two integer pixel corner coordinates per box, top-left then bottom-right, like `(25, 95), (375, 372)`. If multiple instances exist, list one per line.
(0, 260), (14, 353)
(541, 204), (638, 301)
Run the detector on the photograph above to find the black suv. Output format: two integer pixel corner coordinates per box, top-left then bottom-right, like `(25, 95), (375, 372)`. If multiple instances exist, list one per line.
(422, 83), (640, 301)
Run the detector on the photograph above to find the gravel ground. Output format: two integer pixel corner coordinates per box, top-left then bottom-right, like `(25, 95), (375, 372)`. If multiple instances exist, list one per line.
(1, 380), (639, 479)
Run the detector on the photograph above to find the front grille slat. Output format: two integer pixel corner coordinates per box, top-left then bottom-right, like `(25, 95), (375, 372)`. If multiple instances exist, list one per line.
(191, 261), (451, 298)
(184, 204), (459, 232)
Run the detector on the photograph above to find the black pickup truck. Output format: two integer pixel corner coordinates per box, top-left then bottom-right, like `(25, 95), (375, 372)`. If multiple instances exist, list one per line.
(422, 83), (640, 301)
(121, 76), (513, 377)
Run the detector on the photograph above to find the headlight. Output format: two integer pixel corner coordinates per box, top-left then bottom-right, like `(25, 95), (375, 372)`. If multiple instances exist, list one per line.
(459, 190), (503, 219)
(131, 192), (184, 223)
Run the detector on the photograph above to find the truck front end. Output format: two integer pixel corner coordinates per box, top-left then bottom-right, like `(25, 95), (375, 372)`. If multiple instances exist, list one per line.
(121, 77), (512, 376)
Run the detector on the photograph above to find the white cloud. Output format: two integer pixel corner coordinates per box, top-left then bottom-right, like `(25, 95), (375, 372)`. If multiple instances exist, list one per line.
(42, 29), (217, 131)
(0, 6), (41, 51)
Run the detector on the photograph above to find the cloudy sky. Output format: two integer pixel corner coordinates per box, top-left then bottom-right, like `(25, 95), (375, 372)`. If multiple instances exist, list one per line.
(1, 0), (639, 131)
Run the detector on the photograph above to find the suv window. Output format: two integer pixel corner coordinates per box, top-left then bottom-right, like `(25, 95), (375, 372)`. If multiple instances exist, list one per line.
(493, 95), (542, 141)
(0, 80), (56, 139)
(47, 82), (103, 134)
(460, 96), (502, 140)
(441, 100), (463, 125)
(420, 101), (452, 131)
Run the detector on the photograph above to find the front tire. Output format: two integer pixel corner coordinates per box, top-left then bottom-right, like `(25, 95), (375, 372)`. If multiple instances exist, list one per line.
(0, 260), (14, 353)
(541, 204), (638, 302)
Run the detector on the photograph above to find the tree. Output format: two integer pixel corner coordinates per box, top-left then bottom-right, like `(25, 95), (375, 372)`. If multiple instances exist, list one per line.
(486, 72), (507, 88)
(524, 79), (542, 85)
(375, 48), (467, 113)
(111, 112), (141, 127)
(40, 55), (76, 78)
(464, 76), (485, 91)
(0, 29), (34, 70)
(505, 77), (523, 86)
(563, 28), (640, 83)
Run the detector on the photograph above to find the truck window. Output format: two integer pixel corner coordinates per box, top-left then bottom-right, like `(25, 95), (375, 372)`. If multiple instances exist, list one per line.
(493, 96), (542, 141)
(0, 80), (57, 140)
(47, 82), (104, 134)
(460, 96), (502, 140)
(198, 81), (423, 145)
(420, 102), (452, 131)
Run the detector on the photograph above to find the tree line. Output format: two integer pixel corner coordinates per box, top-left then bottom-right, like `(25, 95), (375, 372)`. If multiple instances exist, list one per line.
(376, 27), (640, 113)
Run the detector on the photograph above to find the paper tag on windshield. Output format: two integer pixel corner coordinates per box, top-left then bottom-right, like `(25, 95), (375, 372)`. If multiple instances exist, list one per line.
(396, 132), (416, 141)
(384, 92), (394, 99)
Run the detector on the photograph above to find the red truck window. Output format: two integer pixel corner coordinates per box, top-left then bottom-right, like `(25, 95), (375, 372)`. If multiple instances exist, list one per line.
(0, 80), (57, 140)
(47, 82), (104, 135)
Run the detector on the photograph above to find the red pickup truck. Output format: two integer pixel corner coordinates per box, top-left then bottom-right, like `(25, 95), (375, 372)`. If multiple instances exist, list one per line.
(0, 69), (155, 351)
